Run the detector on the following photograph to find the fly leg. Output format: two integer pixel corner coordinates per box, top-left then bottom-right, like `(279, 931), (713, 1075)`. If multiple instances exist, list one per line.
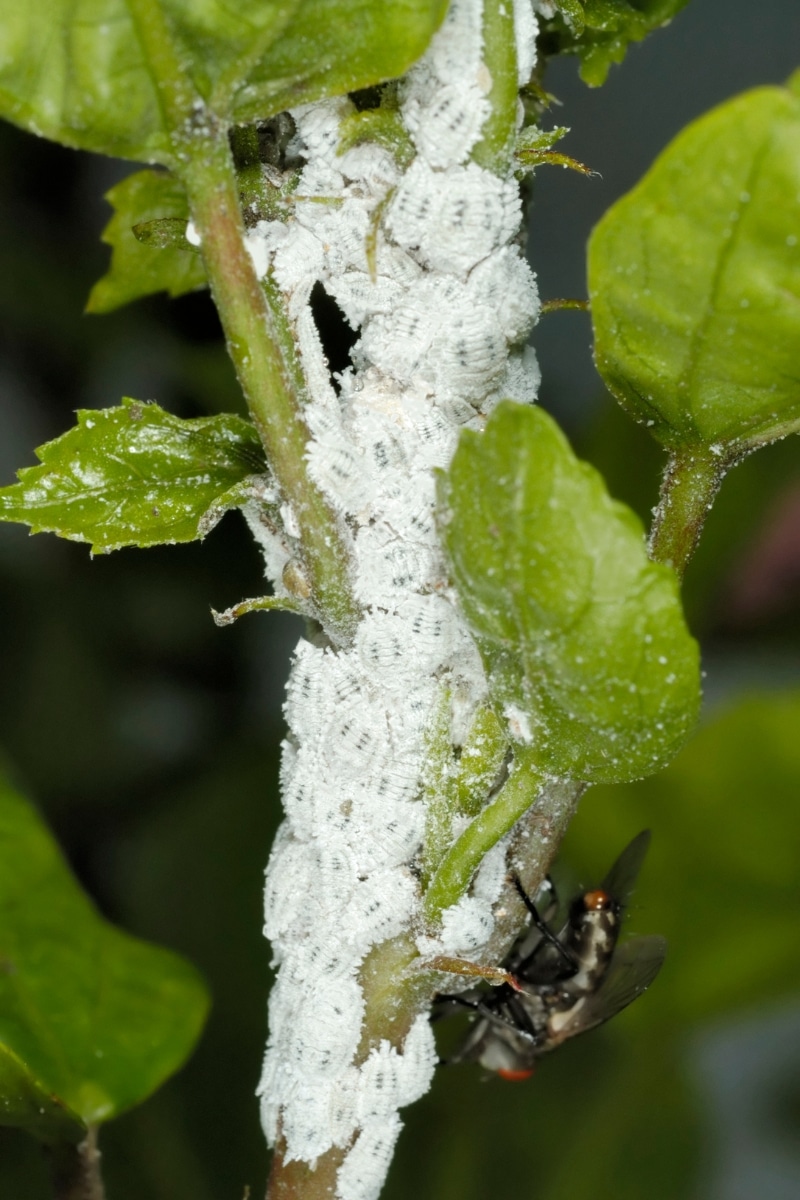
(512, 874), (578, 975)
(433, 993), (482, 1018)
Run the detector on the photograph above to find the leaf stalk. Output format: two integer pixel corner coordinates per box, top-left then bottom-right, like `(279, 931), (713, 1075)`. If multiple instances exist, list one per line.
(470, 0), (519, 174)
(48, 1128), (106, 1200)
(423, 748), (545, 921)
(648, 446), (727, 578)
(126, 0), (360, 643)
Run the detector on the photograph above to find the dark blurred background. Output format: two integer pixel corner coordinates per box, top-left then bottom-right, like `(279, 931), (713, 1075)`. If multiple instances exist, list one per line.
(1, 0), (799, 1196)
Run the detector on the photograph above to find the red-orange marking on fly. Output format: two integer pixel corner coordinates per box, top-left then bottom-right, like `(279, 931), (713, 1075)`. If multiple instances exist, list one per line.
(497, 1067), (535, 1082)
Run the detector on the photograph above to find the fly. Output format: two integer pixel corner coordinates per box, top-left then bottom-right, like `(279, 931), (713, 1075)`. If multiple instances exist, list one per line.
(436, 830), (667, 1079)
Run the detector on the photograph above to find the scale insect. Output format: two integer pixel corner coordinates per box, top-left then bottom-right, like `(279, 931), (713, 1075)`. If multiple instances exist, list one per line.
(435, 831), (667, 1080)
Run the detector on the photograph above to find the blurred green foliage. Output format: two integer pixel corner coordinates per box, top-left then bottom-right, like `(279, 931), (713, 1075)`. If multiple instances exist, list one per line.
(539, 0), (690, 86)
(0, 777), (210, 1140)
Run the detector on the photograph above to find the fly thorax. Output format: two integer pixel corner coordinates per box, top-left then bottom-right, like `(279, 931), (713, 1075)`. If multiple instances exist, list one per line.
(564, 891), (620, 993)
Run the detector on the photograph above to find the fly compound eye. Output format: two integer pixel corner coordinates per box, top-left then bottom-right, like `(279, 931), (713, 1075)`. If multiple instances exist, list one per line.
(582, 888), (613, 912)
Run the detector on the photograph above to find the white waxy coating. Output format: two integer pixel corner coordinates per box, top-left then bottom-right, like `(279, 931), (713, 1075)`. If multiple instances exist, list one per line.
(250, 3), (541, 1197)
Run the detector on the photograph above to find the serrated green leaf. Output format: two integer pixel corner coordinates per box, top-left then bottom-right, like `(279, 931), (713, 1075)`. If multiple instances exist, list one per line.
(87, 170), (206, 315)
(0, 774), (210, 1139)
(540, 0), (688, 87)
(0, 400), (266, 553)
(589, 82), (800, 458)
(439, 401), (700, 784)
(0, 0), (447, 162)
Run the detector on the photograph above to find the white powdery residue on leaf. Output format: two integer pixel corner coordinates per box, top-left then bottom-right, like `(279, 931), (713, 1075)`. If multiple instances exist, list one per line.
(504, 702), (533, 744)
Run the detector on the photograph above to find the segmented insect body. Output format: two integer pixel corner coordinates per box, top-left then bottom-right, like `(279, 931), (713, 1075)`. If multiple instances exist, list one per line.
(443, 831), (667, 1079)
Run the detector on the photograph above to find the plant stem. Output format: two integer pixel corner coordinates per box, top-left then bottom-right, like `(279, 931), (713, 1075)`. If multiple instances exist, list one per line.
(127, 0), (360, 642)
(181, 135), (360, 642)
(423, 749), (545, 922)
(266, 935), (424, 1200)
(471, 0), (518, 174)
(267, 1142), (344, 1200)
(48, 1129), (105, 1200)
(648, 446), (727, 578)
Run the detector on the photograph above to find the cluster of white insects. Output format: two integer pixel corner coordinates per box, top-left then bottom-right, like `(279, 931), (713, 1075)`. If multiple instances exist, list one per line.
(245, 3), (544, 1197)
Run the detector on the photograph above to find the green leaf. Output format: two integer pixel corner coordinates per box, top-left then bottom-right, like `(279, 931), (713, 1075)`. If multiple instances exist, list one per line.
(0, 0), (448, 162)
(589, 81), (800, 459)
(553, 0), (585, 36)
(87, 170), (207, 315)
(540, 1), (689, 87)
(0, 774), (210, 1140)
(230, 0), (449, 124)
(0, 400), (266, 553)
(438, 401), (700, 784)
(0, 1044), (86, 1144)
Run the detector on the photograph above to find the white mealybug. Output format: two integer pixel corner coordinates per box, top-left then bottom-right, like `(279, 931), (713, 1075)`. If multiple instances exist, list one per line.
(251, 0), (543, 1191)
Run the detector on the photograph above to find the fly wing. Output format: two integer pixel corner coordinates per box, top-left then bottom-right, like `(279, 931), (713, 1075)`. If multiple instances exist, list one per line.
(544, 934), (667, 1046)
(601, 830), (652, 908)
